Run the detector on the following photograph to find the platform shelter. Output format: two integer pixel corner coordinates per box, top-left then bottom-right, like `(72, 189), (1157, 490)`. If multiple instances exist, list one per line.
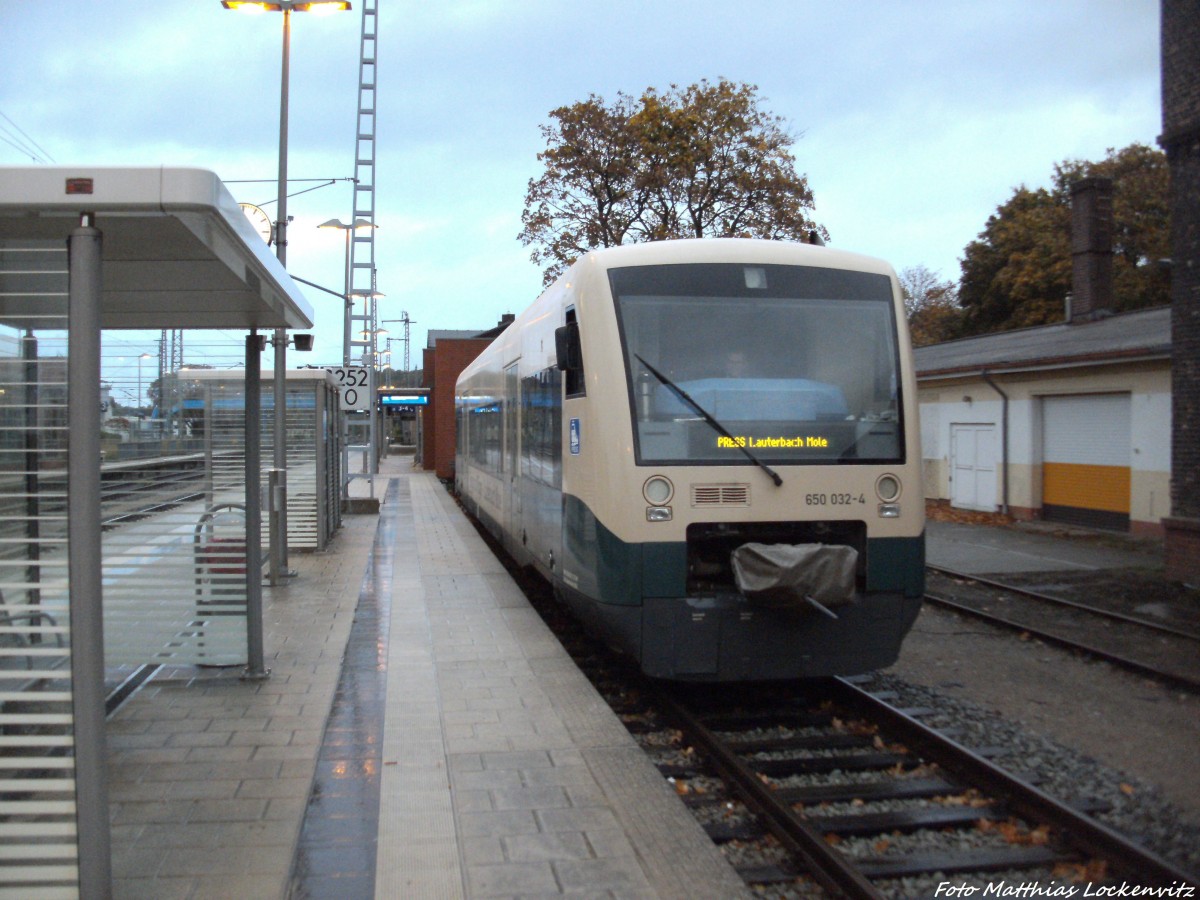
(183, 368), (343, 552)
(0, 166), (314, 897)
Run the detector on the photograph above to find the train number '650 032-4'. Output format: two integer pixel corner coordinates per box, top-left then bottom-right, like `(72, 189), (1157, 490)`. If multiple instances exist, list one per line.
(805, 493), (866, 506)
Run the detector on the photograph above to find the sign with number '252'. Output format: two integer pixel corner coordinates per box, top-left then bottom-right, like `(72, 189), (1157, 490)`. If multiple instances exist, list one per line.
(324, 366), (370, 410)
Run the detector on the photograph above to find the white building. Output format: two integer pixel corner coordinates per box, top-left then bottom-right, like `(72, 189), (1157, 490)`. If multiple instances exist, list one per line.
(916, 305), (1170, 535)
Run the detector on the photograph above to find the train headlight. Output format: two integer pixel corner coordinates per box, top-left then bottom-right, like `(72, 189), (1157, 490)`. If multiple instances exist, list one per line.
(875, 473), (902, 503)
(646, 506), (673, 522)
(643, 475), (674, 505)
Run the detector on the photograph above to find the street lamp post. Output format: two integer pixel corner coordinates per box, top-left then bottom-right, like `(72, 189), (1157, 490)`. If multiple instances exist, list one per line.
(221, 0), (350, 585)
(317, 218), (376, 504)
(317, 218), (376, 366)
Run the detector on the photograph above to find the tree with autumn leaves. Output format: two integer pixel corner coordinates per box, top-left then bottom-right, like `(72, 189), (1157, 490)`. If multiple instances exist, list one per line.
(519, 79), (826, 285)
(900, 143), (1169, 346)
(519, 84), (1169, 341)
(900, 265), (962, 347)
(956, 143), (1170, 335)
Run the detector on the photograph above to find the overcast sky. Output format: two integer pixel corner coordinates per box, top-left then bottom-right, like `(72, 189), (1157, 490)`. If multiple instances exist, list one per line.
(0, 0), (1162, 368)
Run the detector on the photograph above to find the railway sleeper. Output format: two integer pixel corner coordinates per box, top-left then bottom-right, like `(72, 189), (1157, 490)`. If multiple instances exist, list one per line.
(681, 793), (736, 810)
(703, 819), (766, 843)
(734, 863), (806, 886)
(773, 774), (959, 805)
(724, 732), (876, 754)
(656, 763), (704, 779)
(619, 717), (666, 735)
(698, 710), (835, 731)
(854, 844), (1071, 879)
(750, 750), (913, 777)
(804, 802), (1009, 836)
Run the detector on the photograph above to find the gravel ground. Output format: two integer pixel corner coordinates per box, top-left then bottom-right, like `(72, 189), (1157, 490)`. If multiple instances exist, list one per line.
(880, 602), (1200, 878)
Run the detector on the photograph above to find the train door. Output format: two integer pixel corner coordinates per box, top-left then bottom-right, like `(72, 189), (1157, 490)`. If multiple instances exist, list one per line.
(504, 361), (522, 554)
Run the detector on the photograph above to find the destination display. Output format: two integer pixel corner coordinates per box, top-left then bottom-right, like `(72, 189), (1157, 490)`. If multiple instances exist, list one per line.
(717, 434), (829, 450)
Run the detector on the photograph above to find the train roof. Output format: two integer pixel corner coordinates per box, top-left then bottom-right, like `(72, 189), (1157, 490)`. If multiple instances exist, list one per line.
(455, 238), (901, 388)
(562, 238), (896, 279)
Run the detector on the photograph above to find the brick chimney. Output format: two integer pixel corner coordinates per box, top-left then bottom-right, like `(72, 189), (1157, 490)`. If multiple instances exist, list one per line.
(1068, 176), (1115, 322)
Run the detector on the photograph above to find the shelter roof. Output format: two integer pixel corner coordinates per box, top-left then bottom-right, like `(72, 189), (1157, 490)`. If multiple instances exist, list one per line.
(0, 166), (313, 330)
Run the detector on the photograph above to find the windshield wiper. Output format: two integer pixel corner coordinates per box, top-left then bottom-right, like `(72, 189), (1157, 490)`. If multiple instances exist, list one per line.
(635, 354), (783, 487)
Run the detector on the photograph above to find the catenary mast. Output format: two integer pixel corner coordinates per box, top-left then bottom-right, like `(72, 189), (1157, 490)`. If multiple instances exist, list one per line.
(345, 0), (380, 492)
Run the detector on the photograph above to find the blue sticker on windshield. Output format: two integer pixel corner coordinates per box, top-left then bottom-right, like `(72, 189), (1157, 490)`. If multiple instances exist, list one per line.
(569, 418), (581, 455)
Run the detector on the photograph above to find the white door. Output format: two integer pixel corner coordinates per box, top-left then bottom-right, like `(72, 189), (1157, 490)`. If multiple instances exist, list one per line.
(950, 423), (996, 511)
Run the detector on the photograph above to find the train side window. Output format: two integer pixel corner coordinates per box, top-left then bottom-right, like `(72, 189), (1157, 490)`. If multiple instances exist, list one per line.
(555, 309), (585, 397)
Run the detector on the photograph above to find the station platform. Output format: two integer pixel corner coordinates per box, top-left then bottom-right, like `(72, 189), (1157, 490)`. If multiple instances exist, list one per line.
(105, 455), (750, 899)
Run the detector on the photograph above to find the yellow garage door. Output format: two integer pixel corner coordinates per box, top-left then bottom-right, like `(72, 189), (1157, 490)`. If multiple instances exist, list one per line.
(1042, 394), (1130, 531)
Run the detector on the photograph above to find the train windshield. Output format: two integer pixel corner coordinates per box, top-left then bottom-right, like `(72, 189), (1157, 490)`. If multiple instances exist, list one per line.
(610, 263), (904, 465)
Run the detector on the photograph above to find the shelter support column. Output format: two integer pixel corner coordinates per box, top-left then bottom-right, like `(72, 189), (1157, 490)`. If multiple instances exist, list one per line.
(67, 215), (113, 897)
(245, 333), (269, 679)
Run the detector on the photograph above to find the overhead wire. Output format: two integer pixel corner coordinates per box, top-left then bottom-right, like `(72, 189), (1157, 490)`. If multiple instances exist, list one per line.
(0, 109), (56, 163)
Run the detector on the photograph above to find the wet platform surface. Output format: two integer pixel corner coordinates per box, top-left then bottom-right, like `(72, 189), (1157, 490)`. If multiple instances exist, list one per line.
(107, 459), (748, 899)
(288, 478), (398, 897)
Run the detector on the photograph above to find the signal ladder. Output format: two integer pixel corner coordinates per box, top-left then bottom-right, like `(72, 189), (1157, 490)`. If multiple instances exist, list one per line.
(344, 0), (380, 495)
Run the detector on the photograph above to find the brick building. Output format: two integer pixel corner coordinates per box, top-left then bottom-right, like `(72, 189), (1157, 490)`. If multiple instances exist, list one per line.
(421, 316), (513, 481)
(1161, 0), (1200, 582)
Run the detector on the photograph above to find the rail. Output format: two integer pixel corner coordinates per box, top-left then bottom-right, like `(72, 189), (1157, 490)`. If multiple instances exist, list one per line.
(924, 566), (1200, 692)
(644, 677), (1198, 893)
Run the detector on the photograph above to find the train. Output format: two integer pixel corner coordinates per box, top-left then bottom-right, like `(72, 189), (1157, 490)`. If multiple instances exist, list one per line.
(455, 238), (924, 681)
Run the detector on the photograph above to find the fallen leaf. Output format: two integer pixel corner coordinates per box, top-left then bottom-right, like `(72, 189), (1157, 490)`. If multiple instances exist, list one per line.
(1052, 860), (1108, 882)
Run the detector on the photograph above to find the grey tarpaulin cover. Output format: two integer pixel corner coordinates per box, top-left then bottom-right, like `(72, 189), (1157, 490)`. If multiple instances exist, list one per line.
(731, 543), (858, 612)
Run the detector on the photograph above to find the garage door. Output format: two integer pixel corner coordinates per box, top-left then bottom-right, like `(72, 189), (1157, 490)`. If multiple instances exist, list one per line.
(1042, 394), (1130, 531)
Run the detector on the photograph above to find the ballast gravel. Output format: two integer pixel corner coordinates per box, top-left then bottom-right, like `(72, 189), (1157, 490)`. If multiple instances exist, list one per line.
(642, 672), (1199, 895)
(861, 671), (1200, 878)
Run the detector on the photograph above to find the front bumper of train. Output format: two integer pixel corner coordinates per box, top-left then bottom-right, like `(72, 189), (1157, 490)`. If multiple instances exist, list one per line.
(560, 497), (926, 680)
(638, 589), (923, 680)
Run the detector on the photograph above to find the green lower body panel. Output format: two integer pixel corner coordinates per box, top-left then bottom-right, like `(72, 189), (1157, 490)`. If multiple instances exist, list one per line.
(559, 495), (926, 681)
(557, 583), (922, 681)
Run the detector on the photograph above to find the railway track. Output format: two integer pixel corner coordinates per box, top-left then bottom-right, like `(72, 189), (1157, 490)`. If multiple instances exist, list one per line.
(642, 678), (1198, 896)
(924, 565), (1200, 692)
(466, 502), (1198, 893)
(549, 611), (1200, 893)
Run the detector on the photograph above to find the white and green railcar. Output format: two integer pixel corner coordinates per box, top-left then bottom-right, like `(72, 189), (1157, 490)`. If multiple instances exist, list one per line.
(456, 238), (924, 681)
